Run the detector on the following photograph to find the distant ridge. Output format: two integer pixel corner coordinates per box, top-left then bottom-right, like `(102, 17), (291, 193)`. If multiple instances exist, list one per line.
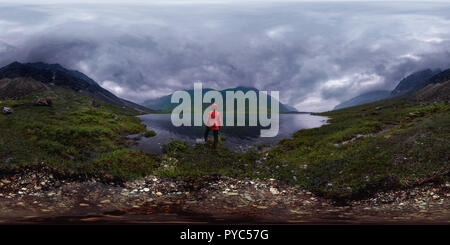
(334, 68), (444, 110)
(333, 90), (391, 110)
(142, 86), (298, 113)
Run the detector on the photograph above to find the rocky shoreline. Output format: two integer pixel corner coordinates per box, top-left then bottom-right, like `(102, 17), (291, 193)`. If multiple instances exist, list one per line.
(0, 165), (449, 224)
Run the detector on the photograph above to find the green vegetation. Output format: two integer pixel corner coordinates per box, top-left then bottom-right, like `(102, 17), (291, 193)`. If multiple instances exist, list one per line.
(157, 140), (260, 180)
(144, 130), (157, 138)
(160, 98), (449, 202)
(91, 149), (159, 180)
(1, 86), (448, 202)
(0, 87), (157, 180)
(266, 99), (449, 200)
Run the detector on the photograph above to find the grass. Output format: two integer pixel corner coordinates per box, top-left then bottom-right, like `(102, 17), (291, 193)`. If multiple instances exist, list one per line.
(152, 140), (263, 184)
(159, 98), (449, 201)
(265, 98), (450, 200)
(90, 149), (159, 180)
(0, 87), (158, 181)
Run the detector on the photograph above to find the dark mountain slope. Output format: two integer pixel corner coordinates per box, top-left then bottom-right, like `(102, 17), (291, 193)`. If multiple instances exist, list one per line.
(334, 68), (442, 110)
(0, 77), (49, 100)
(0, 62), (152, 112)
(391, 69), (441, 96)
(411, 68), (450, 102)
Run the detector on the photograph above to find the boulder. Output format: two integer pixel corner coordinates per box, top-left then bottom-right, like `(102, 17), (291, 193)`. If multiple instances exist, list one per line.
(33, 97), (52, 106)
(2, 107), (14, 114)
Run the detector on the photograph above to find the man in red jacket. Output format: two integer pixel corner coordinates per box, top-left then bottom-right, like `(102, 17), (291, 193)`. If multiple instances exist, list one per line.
(204, 103), (222, 149)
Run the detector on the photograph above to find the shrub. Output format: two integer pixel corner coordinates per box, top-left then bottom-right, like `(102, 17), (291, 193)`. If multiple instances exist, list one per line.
(92, 149), (159, 180)
(144, 130), (157, 138)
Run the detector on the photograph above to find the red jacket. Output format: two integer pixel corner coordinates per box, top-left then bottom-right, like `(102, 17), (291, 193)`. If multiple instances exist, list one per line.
(206, 110), (221, 130)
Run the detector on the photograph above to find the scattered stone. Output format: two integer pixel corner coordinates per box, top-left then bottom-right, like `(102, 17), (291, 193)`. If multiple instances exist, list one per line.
(1, 179), (11, 184)
(2, 107), (14, 115)
(224, 192), (239, 196)
(269, 187), (280, 195)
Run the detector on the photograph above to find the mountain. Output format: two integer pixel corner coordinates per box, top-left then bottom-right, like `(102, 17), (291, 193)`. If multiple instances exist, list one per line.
(334, 68), (442, 110)
(391, 69), (441, 96)
(0, 77), (49, 100)
(411, 68), (450, 102)
(142, 86), (298, 113)
(334, 90), (391, 110)
(0, 61), (151, 112)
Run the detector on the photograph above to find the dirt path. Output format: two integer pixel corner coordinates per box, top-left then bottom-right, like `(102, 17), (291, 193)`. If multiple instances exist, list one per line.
(0, 168), (449, 224)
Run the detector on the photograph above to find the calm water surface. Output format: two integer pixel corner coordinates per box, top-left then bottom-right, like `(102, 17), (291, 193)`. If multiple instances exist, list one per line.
(131, 113), (328, 154)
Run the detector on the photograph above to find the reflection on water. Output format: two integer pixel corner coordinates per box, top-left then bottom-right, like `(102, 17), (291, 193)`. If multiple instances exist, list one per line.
(131, 113), (328, 154)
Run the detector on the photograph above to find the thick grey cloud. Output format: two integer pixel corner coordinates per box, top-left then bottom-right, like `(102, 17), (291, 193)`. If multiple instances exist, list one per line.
(1, 2), (450, 111)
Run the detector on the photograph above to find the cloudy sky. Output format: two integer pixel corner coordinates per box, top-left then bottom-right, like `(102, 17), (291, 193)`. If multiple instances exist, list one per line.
(1, 1), (450, 111)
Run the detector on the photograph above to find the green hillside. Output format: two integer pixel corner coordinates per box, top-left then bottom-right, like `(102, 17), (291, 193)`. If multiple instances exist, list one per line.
(0, 87), (158, 180)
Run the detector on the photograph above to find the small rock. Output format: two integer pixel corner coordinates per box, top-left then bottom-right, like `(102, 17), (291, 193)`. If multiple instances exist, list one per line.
(2, 107), (14, 115)
(243, 194), (253, 201)
(269, 187), (279, 195)
(1, 179), (11, 184)
(224, 192), (239, 196)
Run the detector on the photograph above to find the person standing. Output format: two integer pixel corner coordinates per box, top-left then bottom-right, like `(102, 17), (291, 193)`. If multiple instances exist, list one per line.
(204, 103), (222, 149)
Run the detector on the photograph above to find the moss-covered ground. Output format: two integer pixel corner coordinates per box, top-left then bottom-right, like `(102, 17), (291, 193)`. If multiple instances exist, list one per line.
(0, 88), (157, 180)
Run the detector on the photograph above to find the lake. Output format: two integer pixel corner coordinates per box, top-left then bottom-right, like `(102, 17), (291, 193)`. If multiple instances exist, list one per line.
(131, 113), (328, 154)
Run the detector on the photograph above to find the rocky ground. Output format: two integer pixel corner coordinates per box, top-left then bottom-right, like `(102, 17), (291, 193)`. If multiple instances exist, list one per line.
(0, 165), (449, 224)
